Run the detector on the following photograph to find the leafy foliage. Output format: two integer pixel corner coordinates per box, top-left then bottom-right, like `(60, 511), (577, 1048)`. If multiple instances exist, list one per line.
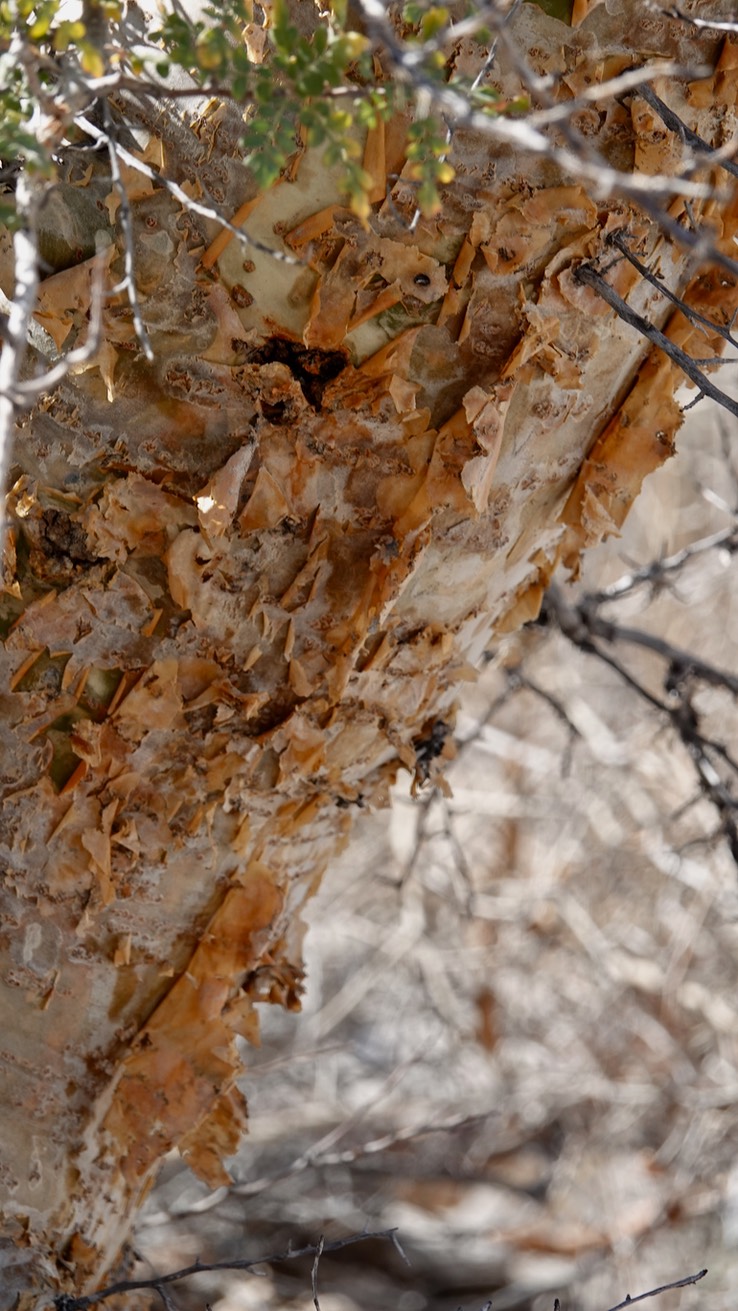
(0, 0), (530, 222)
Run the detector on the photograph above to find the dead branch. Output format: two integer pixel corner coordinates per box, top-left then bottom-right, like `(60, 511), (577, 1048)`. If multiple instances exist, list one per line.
(54, 1229), (407, 1309)
(603, 1267), (707, 1311)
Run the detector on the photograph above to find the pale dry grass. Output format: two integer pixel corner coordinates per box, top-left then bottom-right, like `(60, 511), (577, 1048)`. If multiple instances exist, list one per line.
(136, 386), (738, 1311)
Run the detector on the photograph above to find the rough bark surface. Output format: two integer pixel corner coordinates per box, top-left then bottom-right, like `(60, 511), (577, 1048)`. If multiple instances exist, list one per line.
(1, 1), (737, 1304)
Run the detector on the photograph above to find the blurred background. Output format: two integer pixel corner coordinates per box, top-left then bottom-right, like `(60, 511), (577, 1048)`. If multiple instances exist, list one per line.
(133, 378), (738, 1311)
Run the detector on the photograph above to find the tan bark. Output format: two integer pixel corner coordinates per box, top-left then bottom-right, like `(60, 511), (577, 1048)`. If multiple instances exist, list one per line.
(1, 1), (737, 1304)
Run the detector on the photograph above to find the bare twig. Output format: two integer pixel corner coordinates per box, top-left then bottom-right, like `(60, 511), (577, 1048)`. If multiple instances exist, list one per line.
(102, 101), (154, 362)
(504, 666), (581, 777)
(639, 83), (738, 182)
(579, 613), (738, 697)
(609, 229), (738, 351)
(588, 525), (738, 604)
(524, 62), (709, 129)
(54, 1229), (404, 1309)
(667, 7), (738, 34)
(73, 114), (300, 266)
(8, 244), (108, 403)
(574, 261), (738, 418)
(311, 1234), (325, 1311)
(541, 583), (738, 867)
(603, 1267), (708, 1311)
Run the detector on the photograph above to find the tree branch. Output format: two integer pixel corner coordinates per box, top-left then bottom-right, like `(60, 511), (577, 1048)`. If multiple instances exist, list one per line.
(55, 1229), (408, 1309)
(574, 261), (738, 419)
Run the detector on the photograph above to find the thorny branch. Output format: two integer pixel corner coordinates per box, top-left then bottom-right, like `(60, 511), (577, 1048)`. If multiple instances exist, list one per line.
(53, 1209), (709, 1311)
(54, 1230), (709, 1311)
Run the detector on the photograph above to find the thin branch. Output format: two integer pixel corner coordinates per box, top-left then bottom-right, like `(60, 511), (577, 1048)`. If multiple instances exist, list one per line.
(311, 1234), (325, 1311)
(505, 666), (581, 776)
(0, 171), (43, 546)
(638, 83), (738, 182)
(153, 1283), (180, 1311)
(667, 7), (738, 34)
(222, 1048), (432, 1201)
(8, 244), (108, 403)
(608, 229), (738, 351)
(155, 1109), (498, 1224)
(73, 114), (300, 266)
(588, 525), (738, 604)
(55, 1229), (403, 1309)
(574, 261), (738, 419)
(603, 1268), (707, 1311)
(102, 101), (154, 362)
(524, 62), (709, 129)
(542, 584), (738, 865)
(581, 613), (738, 697)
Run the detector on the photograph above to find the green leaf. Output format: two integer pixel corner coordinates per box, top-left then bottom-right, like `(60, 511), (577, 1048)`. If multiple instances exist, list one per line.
(420, 6), (449, 39)
(526, 0), (574, 23)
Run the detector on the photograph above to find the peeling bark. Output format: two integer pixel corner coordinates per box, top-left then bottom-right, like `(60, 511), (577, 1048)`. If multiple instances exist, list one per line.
(1, 1), (738, 1304)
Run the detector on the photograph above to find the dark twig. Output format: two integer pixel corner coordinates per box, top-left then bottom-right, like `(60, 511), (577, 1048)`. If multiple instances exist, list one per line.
(311, 1234), (325, 1311)
(55, 1229), (404, 1309)
(609, 230), (738, 351)
(587, 525), (738, 604)
(639, 83), (738, 182)
(541, 583), (738, 867)
(153, 1283), (180, 1311)
(574, 262), (738, 418)
(505, 666), (581, 777)
(579, 611), (738, 697)
(603, 1267), (707, 1311)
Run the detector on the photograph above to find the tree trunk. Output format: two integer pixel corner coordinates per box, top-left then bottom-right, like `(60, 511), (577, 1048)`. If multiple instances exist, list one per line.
(1, 1), (736, 1304)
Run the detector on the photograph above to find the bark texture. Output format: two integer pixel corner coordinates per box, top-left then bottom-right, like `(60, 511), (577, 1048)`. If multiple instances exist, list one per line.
(1, 1), (737, 1304)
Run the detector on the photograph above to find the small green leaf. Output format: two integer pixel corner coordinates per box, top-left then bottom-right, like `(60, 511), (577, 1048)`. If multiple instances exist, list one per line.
(52, 18), (86, 50)
(420, 6), (449, 39)
(526, 0), (574, 23)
